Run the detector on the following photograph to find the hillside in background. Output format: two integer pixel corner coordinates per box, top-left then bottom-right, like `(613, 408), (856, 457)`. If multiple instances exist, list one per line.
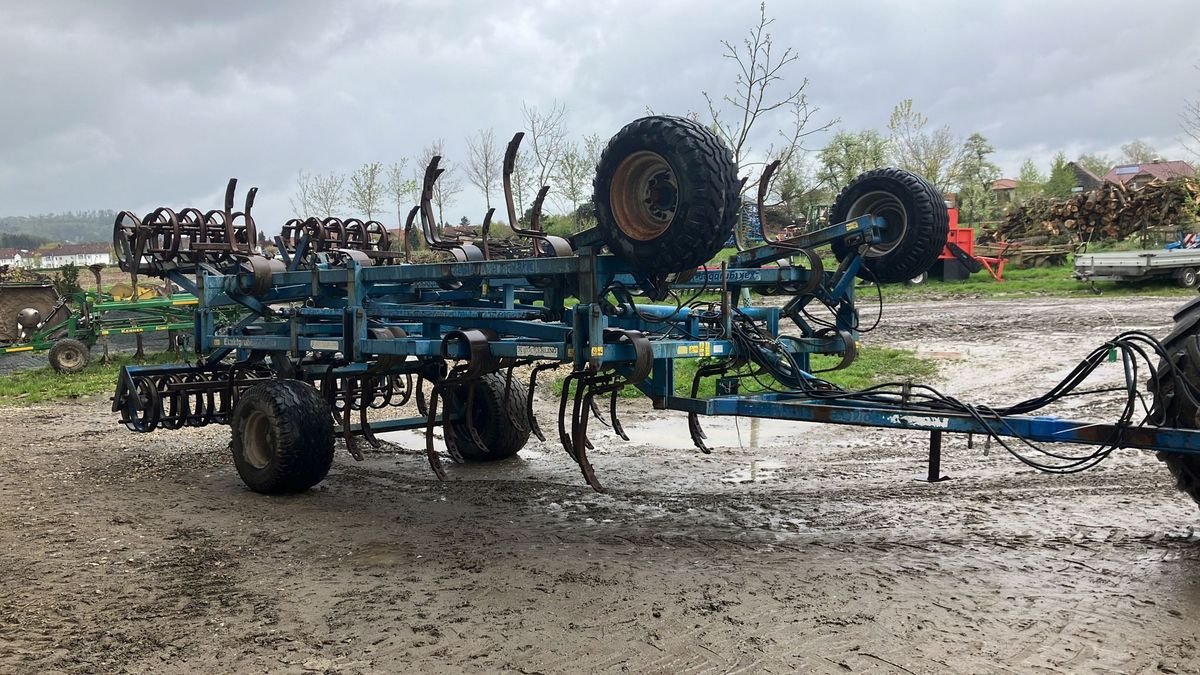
(0, 211), (115, 244)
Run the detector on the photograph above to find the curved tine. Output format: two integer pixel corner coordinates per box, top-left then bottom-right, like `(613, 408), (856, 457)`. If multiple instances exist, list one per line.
(419, 156), (447, 247)
(461, 383), (489, 456)
(557, 372), (578, 460)
(240, 187), (258, 254)
(397, 373), (414, 407)
(423, 384), (448, 480)
(502, 132), (524, 228)
(571, 373), (594, 450)
(360, 376), (381, 448)
(734, 176), (751, 251)
(589, 396), (610, 427)
(222, 178), (238, 248)
(609, 389), (629, 441)
(342, 402), (363, 460)
(574, 385), (604, 492)
(145, 207), (181, 261)
(688, 364), (715, 454)
(527, 363), (558, 442)
(415, 375), (429, 417)
(404, 205), (421, 262)
(480, 207), (495, 260)
(757, 160), (781, 242)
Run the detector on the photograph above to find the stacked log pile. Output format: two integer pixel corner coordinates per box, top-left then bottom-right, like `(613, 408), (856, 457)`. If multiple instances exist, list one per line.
(983, 178), (1200, 245)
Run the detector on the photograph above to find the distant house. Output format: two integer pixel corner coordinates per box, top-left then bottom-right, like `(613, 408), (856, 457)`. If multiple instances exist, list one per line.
(1103, 161), (1196, 190)
(0, 248), (31, 267)
(992, 178), (1018, 206)
(39, 243), (112, 268)
(1069, 162), (1104, 193)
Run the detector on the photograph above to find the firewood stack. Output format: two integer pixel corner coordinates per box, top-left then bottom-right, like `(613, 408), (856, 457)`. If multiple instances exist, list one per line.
(981, 179), (1200, 245)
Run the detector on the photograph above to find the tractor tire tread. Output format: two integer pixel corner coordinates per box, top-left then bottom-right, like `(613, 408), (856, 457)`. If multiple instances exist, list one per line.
(231, 379), (334, 494)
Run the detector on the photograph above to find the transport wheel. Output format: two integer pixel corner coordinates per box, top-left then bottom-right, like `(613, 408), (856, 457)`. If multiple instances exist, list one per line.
(230, 380), (334, 494)
(594, 115), (741, 273)
(829, 168), (949, 284)
(48, 338), (90, 374)
(1176, 267), (1197, 288)
(1154, 297), (1200, 508)
(446, 372), (530, 462)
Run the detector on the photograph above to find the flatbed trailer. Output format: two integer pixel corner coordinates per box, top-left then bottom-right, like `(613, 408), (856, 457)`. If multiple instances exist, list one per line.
(1073, 248), (1200, 288)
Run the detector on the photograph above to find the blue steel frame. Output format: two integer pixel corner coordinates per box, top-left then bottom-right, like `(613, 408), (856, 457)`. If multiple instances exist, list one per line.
(114, 213), (1200, 456)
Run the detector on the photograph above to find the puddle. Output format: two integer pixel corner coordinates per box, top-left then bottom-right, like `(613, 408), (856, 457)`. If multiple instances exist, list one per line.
(625, 415), (814, 450)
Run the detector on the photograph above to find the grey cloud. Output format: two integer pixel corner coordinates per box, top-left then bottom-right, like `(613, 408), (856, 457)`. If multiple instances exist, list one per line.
(1, 0), (1198, 232)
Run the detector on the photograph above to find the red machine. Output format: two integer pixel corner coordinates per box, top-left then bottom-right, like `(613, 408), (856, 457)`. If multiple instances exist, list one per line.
(927, 205), (1006, 282)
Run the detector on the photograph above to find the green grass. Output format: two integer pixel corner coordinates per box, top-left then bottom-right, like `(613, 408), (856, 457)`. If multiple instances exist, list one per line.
(552, 345), (937, 399)
(0, 353), (178, 406)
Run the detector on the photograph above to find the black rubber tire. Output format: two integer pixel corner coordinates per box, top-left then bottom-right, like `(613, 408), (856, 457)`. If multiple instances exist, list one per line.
(1154, 297), (1200, 509)
(1176, 267), (1198, 288)
(447, 372), (530, 462)
(829, 168), (949, 284)
(48, 338), (90, 374)
(593, 115), (740, 273)
(230, 379), (335, 494)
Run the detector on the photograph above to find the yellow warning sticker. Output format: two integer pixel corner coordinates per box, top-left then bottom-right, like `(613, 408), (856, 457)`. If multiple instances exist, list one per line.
(845, 221), (859, 231)
(591, 346), (604, 357)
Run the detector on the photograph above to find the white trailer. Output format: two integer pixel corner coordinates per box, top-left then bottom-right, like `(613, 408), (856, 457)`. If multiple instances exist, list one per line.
(1073, 248), (1200, 288)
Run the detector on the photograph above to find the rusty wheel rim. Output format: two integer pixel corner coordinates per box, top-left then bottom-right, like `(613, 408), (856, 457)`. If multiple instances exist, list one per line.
(609, 151), (678, 241)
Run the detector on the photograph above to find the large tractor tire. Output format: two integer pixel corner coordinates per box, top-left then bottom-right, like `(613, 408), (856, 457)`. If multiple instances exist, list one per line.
(446, 372), (530, 463)
(1154, 298), (1200, 508)
(829, 168), (949, 284)
(230, 379), (335, 494)
(593, 115), (740, 274)
(48, 338), (91, 374)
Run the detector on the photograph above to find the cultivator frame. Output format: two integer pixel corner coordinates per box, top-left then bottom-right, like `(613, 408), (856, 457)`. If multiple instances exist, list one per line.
(110, 116), (1200, 495)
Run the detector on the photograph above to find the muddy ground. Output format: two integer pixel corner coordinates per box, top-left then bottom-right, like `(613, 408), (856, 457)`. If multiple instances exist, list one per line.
(3, 294), (1200, 674)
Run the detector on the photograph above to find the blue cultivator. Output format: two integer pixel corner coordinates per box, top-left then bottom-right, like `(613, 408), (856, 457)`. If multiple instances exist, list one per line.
(111, 116), (1200, 505)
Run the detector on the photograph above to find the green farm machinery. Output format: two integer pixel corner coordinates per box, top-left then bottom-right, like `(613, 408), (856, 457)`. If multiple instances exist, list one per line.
(0, 269), (199, 373)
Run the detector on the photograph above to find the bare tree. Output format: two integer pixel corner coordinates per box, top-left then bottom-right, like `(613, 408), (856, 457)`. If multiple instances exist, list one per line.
(415, 140), (463, 226)
(310, 172), (346, 218)
(582, 133), (605, 171)
(289, 170), (317, 218)
(522, 100), (569, 190)
(703, 1), (835, 194)
(556, 143), (592, 230)
(348, 162), (384, 220)
(385, 159), (415, 249)
(887, 99), (964, 191)
(466, 128), (500, 209)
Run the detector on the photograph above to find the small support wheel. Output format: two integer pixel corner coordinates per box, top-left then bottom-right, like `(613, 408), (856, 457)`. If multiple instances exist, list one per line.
(230, 379), (335, 494)
(829, 168), (950, 284)
(1176, 267), (1198, 288)
(446, 372), (530, 462)
(594, 116), (741, 273)
(48, 338), (90, 374)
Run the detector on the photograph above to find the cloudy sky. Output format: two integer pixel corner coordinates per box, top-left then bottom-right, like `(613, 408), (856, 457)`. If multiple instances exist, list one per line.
(2, 0), (1199, 234)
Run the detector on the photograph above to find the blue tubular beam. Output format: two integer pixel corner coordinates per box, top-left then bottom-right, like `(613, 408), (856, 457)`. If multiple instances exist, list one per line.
(665, 395), (1200, 455)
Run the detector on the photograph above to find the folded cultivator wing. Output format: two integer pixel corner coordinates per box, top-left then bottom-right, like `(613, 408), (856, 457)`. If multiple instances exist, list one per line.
(111, 115), (1200, 508)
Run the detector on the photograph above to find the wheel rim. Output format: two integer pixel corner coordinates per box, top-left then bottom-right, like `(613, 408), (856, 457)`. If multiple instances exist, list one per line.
(846, 190), (908, 257)
(609, 151), (679, 241)
(242, 409), (274, 469)
(57, 345), (84, 371)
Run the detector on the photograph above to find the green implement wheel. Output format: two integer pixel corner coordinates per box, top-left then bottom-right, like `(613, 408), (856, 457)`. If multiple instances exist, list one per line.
(48, 338), (90, 374)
